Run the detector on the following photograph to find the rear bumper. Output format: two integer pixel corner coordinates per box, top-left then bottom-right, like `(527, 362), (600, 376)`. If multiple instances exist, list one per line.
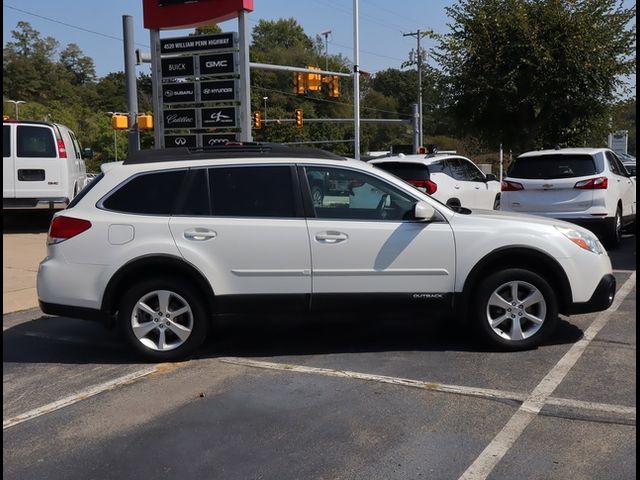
(567, 274), (616, 315)
(3, 197), (69, 210)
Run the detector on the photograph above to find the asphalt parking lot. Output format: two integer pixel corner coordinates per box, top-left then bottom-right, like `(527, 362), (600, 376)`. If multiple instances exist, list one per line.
(2, 213), (636, 480)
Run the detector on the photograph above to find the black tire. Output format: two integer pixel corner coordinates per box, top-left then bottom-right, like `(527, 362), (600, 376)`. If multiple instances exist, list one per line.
(603, 206), (623, 249)
(119, 277), (209, 361)
(310, 184), (324, 207)
(473, 269), (558, 351)
(493, 194), (501, 210)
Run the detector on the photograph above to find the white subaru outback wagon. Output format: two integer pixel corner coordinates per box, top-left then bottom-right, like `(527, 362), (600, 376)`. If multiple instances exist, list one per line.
(38, 145), (616, 361)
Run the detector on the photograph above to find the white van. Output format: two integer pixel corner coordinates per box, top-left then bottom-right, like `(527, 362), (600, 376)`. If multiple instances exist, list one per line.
(3, 120), (88, 210)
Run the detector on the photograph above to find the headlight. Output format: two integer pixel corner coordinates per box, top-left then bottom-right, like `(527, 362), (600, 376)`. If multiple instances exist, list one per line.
(555, 225), (604, 254)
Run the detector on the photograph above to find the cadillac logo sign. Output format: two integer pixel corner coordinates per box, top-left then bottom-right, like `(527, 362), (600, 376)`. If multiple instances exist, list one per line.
(163, 109), (197, 129)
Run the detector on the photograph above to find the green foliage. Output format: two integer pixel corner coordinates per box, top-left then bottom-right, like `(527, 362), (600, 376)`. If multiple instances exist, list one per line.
(437, 0), (636, 152)
(4, 13), (636, 170)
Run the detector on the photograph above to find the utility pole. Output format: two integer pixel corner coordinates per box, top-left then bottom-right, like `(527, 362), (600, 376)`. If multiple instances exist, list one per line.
(353, 0), (361, 160)
(321, 30), (331, 71)
(122, 15), (139, 153)
(403, 30), (427, 148)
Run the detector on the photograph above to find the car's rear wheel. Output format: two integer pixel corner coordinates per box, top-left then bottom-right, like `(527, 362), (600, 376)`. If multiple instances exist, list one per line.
(493, 194), (501, 210)
(603, 206), (623, 249)
(474, 269), (558, 350)
(119, 278), (208, 361)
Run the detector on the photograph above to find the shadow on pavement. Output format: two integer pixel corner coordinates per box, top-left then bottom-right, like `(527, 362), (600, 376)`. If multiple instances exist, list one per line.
(2, 311), (583, 365)
(608, 235), (636, 271)
(3, 211), (55, 234)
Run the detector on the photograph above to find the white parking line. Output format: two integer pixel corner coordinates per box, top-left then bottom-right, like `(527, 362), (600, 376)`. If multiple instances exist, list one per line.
(3, 367), (158, 430)
(218, 358), (635, 421)
(459, 272), (636, 480)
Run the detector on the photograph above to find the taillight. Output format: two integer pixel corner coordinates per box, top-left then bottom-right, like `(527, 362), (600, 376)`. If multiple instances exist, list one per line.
(48, 216), (91, 244)
(57, 139), (67, 158)
(574, 177), (608, 189)
(410, 179), (437, 195)
(502, 180), (524, 191)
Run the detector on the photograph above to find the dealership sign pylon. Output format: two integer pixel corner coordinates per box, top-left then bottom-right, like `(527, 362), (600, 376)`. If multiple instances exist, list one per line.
(143, 0), (254, 148)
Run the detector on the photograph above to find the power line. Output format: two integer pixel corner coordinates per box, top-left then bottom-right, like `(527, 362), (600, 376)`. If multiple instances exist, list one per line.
(3, 3), (150, 48)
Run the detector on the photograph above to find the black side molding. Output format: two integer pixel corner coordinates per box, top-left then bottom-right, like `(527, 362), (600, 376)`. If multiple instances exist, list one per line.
(39, 301), (109, 323)
(566, 274), (616, 315)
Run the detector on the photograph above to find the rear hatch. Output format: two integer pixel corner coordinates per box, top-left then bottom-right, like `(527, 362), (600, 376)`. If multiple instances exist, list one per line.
(373, 161), (433, 193)
(504, 154), (599, 213)
(14, 124), (63, 199)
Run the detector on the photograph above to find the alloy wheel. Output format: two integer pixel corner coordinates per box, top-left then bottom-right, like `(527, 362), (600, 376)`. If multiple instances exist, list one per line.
(485, 280), (546, 341)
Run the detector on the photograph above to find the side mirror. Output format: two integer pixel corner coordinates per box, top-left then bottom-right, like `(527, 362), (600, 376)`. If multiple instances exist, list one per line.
(83, 147), (94, 159)
(414, 201), (436, 221)
(485, 173), (497, 182)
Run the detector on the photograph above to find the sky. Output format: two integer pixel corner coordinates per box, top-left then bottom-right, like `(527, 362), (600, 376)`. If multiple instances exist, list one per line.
(2, 0), (456, 77)
(2, 0), (635, 95)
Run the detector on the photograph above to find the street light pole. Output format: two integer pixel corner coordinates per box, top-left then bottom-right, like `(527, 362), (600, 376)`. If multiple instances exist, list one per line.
(321, 30), (332, 71)
(263, 96), (268, 123)
(106, 112), (118, 162)
(7, 100), (26, 120)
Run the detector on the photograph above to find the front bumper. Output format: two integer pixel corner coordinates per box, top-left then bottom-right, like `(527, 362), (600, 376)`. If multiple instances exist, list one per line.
(567, 274), (616, 315)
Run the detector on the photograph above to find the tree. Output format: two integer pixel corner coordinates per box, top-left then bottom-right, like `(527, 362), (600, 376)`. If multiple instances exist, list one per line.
(60, 43), (96, 85)
(437, 0), (636, 152)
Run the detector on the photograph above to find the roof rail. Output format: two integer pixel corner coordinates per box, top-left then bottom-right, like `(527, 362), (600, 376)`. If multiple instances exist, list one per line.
(123, 142), (347, 165)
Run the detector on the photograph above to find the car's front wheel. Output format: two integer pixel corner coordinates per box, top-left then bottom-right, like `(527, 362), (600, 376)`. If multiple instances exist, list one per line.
(474, 269), (558, 350)
(119, 278), (209, 361)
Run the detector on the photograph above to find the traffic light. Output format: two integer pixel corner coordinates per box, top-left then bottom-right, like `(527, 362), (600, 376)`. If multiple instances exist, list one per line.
(294, 109), (303, 128)
(329, 76), (340, 97)
(138, 114), (153, 130)
(306, 66), (322, 91)
(111, 114), (128, 130)
(294, 72), (306, 94)
(253, 111), (262, 129)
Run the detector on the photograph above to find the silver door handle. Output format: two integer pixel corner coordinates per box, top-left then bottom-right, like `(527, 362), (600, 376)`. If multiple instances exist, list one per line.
(184, 228), (217, 241)
(315, 232), (348, 244)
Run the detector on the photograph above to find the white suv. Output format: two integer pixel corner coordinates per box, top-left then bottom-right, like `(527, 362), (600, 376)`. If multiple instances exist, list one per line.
(501, 148), (636, 247)
(38, 145), (616, 360)
(370, 153), (501, 210)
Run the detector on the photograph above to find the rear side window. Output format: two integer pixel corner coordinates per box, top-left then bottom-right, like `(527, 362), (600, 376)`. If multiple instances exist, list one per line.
(3, 126), (10, 157)
(17, 126), (56, 158)
(103, 170), (187, 215)
(374, 162), (432, 181)
(209, 166), (296, 218)
(508, 154), (597, 179)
